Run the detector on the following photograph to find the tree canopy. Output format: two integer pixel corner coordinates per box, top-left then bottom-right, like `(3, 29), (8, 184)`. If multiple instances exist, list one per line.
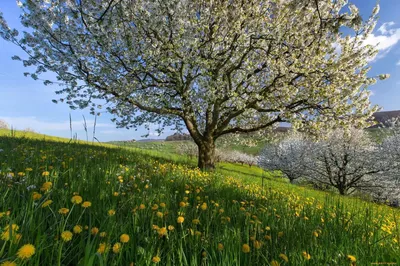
(0, 0), (388, 169)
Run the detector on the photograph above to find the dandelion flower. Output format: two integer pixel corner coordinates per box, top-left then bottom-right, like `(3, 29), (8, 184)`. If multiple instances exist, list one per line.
(192, 219), (200, 225)
(279, 253), (288, 262)
(61, 231), (73, 242)
(157, 227), (168, 237)
(152, 256), (161, 263)
(242, 244), (250, 253)
(112, 242), (121, 253)
(271, 260), (280, 266)
(71, 195), (83, 204)
(347, 255), (356, 262)
(42, 171), (50, 177)
(200, 203), (207, 211)
(91, 227), (99, 235)
(120, 234), (130, 243)
(97, 242), (109, 254)
(108, 209), (116, 216)
(302, 251), (311, 260)
(217, 243), (224, 251)
(253, 240), (262, 249)
(139, 204), (146, 210)
(73, 225), (82, 234)
(41, 200), (53, 208)
(58, 208), (69, 215)
(167, 225), (175, 231)
(17, 244), (35, 259)
(156, 211), (163, 218)
(82, 201), (92, 208)
(32, 192), (42, 200)
(177, 216), (184, 224)
(0, 261), (17, 266)
(100, 232), (107, 238)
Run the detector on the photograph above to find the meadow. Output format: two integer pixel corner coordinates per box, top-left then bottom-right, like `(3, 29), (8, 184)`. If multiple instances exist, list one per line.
(0, 131), (399, 265)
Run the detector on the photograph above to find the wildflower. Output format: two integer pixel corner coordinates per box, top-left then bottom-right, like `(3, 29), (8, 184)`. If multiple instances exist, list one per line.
(279, 254), (288, 262)
(61, 231), (73, 242)
(71, 195), (83, 204)
(242, 244), (251, 253)
(42, 171), (50, 177)
(313, 231), (319, 238)
(108, 209), (116, 216)
(192, 219), (200, 225)
(13, 233), (22, 244)
(73, 225), (82, 234)
(217, 243), (224, 251)
(82, 201), (92, 208)
(347, 255), (356, 262)
(168, 225), (175, 231)
(200, 203), (207, 210)
(160, 203), (166, 208)
(157, 227), (168, 237)
(152, 256), (161, 263)
(91, 227), (99, 235)
(156, 211), (163, 218)
(302, 251), (311, 260)
(1, 224), (19, 241)
(97, 242), (109, 254)
(278, 231), (284, 238)
(1, 261), (17, 266)
(152, 204), (159, 211)
(40, 181), (52, 192)
(120, 234), (130, 243)
(139, 204), (146, 210)
(58, 208), (69, 215)
(253, 240), (262, 249)
(271, 260), (280, 266)
(179, 201), (187, 207)
(41, 200), (53, 208)
(177, 216), (185, 224)
(100, 232), (107, 238)
(112, 242), (121, 253)
(17, 244), (35, 259)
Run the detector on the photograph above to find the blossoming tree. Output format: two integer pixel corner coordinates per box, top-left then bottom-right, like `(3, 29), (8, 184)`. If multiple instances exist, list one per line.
(0, 0), (388, 169)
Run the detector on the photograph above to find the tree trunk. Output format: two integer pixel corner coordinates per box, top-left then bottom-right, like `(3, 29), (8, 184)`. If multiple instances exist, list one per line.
(198, 139), (216, 170)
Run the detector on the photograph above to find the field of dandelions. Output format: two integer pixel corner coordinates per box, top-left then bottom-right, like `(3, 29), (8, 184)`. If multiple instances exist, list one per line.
(0, 133), (399, 265)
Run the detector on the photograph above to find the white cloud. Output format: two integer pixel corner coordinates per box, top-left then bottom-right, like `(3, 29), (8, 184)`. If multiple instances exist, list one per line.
(378, 22), (395, 35)
(0, 116), (114, 132)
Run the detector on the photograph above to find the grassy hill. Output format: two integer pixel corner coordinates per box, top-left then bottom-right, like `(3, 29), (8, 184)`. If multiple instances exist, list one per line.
(0, 131), (399, 265)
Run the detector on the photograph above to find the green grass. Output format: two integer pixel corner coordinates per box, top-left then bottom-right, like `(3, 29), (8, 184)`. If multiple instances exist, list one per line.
(0, 132), (399, 265)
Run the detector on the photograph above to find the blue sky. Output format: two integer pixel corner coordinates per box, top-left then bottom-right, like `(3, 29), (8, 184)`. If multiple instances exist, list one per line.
(0, 0), (400, 142)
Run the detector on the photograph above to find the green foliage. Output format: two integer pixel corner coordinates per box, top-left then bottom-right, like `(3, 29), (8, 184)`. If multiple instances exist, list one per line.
(0, 133), (399, 265)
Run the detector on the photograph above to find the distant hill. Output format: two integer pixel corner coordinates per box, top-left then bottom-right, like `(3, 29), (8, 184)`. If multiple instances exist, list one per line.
(369, 110), (400, 128)
(165, 133), (192, 141)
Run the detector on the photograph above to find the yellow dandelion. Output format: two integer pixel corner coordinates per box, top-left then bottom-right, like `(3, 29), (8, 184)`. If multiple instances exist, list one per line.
(152, 256), (161, 263)
(32, 192), (42, 200)
(108, 209), (116, 216)
(42, 171), (50, 177)
(200, 203), (207, 211)
(253, 240), (262, 249)
(177, 216), (185, 224)
(157, 227), (168, 237)
(82, 201), (92, 208)
(61, 231), (73, 242)
(100, 232), (107, 238)
(17, 244), (35, 260)
(160, 203), (166, 208)
(156, 211), (163, 218)
(73, 225), (82, 234)
(347, 255), (356, 262)
(71, 195), (83, 204)
(40, 181), (52, 192)
(168, 225), (175, 231)
(91, 227), (99, 235)
(0, 261), (17, 266)
(112, 242), (122, 254)
(279, 253), (288, 262)
(217, 243), (224, 251)
(97, 242), (109, 254)
(271, 260), (280, 266)
(41, 200), (53, 208)
(302, 251), (311, 260)
(242, 244), (251, 253)
(139, 204), (146, 210)
(120, 234), (130, 243)
(13, 233), (22, 244)
(192, 219), (200, 225)
(58, 208), (69, 215)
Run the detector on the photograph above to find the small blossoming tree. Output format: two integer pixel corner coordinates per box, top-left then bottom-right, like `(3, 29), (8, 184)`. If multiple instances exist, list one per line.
(258, 132), (310, 183)
(306, 128), (392, 195)
(0, 0), (388, 169)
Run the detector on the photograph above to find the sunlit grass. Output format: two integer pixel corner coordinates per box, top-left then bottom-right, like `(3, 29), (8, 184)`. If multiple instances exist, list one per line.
(0, 132), (399, 265)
